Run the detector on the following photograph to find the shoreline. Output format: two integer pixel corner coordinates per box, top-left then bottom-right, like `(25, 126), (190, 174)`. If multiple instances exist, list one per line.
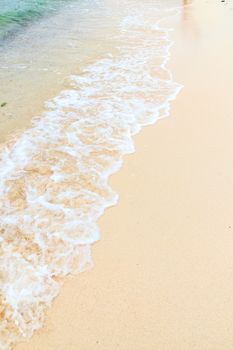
(0, 2), (180, 349)
(7, 0), (233, 349)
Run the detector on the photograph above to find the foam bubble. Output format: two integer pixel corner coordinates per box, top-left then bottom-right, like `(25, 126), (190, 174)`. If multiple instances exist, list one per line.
(0, 5), (182, 349)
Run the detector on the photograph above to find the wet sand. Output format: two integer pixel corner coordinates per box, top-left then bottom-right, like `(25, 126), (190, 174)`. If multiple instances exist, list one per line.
(14, 0), (233, 349)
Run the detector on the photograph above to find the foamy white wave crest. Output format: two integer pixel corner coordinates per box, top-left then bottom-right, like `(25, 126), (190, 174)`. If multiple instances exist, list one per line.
(0, 7), (182, 349)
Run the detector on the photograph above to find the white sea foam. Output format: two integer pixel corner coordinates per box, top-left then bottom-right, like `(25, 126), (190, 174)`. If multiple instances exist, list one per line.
(0, 5), (182, 349)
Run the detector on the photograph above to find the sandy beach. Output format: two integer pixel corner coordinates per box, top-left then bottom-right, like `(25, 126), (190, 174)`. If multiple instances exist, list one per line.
(1, 0), (233, 349)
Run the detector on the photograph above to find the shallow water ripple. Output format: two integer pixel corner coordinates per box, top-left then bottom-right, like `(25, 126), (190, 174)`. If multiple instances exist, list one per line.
(0, 6), (182, 349)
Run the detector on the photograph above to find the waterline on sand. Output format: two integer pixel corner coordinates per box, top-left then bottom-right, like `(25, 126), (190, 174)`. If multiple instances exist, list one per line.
(0, 3), (182, 349)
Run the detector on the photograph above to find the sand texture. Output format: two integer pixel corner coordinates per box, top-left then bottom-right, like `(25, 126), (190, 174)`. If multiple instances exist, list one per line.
(14, 1), (233, 349)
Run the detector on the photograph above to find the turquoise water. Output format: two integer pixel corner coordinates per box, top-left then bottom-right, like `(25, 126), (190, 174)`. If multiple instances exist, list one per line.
(0, 0), (73, 39)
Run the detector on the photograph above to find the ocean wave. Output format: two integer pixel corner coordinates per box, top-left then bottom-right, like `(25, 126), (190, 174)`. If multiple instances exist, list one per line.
(0, 5), (182, 349)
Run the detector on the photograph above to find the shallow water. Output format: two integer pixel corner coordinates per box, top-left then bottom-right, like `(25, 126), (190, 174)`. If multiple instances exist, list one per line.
(0, 1), (183, 349)
(0, 0), (74, 40)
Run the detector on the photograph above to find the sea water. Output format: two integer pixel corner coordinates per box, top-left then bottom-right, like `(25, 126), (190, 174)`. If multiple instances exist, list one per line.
(0, 0), (74, 39)
(0, 0), (183, 348)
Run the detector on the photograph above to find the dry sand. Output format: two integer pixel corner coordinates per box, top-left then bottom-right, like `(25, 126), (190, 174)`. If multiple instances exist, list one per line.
(16, 1), (233, 349)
